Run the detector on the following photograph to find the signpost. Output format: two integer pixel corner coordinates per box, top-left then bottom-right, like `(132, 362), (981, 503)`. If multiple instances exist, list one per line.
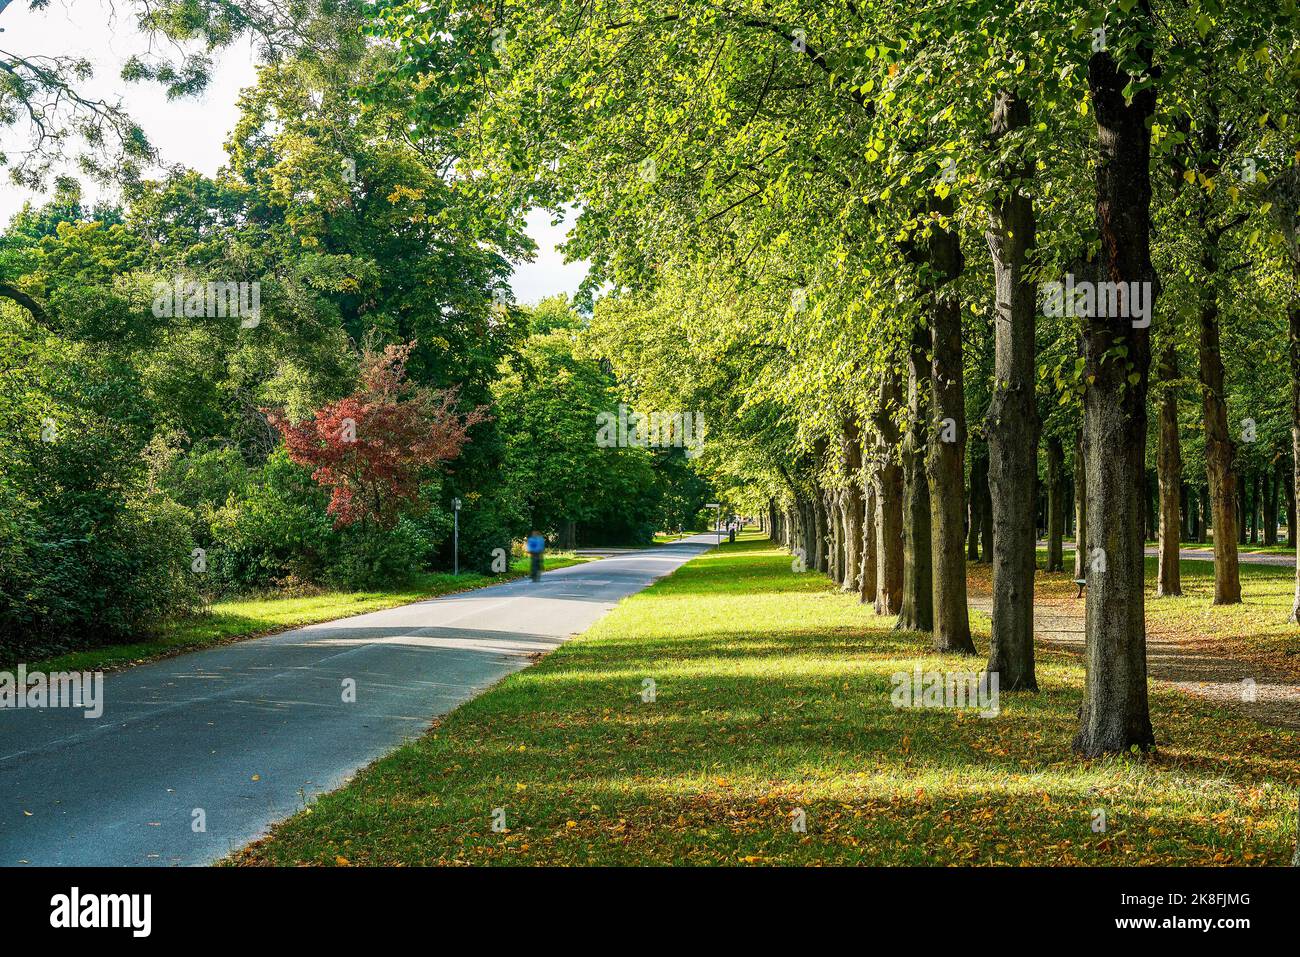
(706, 503), (721, 542)
(452, 497), (461, 575)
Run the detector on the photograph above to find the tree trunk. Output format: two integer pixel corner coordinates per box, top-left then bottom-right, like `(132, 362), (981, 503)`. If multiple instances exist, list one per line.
(1157, 344), (1182, 596)
(827, 489), (843, 585)
(1267, 459), (1281, 546)
(979, 459), (994, 563)
(984, 88), (1039, 689)
(874, 371), (905, 616)
(927, 193), (975, 653)
(1073, 33), (1157, 757)
(1238, 475), (1248, 545)
(1073, 428), (1088, 580)
(843, 422), (864, 592)
(1199, 173), (1243, 602)
(812, 492), (828, 574)
(1046, 436), (1065, 572)
(1180, 483), (1190, 540)
(967, 452), (984, 561)
(559, 518), (577, 550)
(1253, 471), (1264, 544)
(860, 474), (878, 605)
(1287, 466), (1296, 549)
(899, 322), (934, 633)
(1288, 294), (1300, 621)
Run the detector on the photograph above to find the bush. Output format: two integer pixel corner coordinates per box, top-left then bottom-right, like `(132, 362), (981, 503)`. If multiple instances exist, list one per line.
(206, 449), (336, 594)
(328, 518), (431, 589)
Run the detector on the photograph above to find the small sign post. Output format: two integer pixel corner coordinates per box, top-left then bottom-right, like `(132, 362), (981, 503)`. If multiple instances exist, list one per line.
(452, 497), (461, 576)
(706, 503), (721, 542)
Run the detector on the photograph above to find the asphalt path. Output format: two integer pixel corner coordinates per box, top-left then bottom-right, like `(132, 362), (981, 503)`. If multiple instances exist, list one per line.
(0, 534), (717, 865)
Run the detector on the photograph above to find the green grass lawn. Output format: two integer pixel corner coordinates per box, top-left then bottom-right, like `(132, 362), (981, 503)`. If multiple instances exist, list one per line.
(23, 553), (589, 675)
(232, 532), (1298, 866)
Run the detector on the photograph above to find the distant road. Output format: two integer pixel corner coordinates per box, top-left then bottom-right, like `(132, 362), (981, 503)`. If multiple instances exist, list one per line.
(0, 535), (716, 866)
(1049, 542), (1295, 567)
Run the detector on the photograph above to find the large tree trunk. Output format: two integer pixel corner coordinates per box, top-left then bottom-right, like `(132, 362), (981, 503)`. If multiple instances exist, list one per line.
(898, 322), (934, 633)
(984, 88), (1039, 689)
(874, 371), (905, 615)
(1157, 344), (1183, 596)
(927, 194), (975, 653)
(1073, 34), (1157, 757)
(1073, 428), (1088, 580)
(1046, 436), (1065, 572)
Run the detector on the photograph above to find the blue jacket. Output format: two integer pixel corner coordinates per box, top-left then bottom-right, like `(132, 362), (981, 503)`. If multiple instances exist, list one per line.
(526, 534), (545, 554)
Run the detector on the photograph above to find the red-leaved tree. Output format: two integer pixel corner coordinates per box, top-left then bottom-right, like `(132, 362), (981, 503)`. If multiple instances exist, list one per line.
(265, 342), (488, 528)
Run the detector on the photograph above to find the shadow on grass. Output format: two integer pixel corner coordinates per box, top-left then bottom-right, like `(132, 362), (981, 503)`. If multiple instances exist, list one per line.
(235, 598), (1299, 866)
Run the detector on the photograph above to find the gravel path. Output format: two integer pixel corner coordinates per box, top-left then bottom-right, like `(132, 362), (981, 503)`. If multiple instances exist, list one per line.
(968, 594), (1300, 731)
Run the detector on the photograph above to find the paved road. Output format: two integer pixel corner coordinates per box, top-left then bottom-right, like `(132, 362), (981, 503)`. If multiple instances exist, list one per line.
(0, 535), (716, 866)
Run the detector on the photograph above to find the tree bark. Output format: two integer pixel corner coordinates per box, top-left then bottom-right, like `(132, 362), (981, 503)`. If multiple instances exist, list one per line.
(812, 491), (828, 574)
(1073, 428), (1088, 580)
(827, 489), (844, 585)
(927, 194), (975, 653)
(860, 474), (878, 605)
(1157, 343), (1182, 596)
(979, 459), (994, 563)
(984, 88), (1039, 690)
(899, 322), (934, 633)
(1180, 483), (1190, 540)
(842, 421), (864, 593)
(1197, 137), (1243, 602)
(967, 474), (982, 561)
(1046, 436), (1065, 572)
(1287, 464), (1297, 550)
(874, 371), (905, 616)
(1289, 294), (1300, 621)
(1266, 460), (1281, 546)
(1073, 33), (1157, 756)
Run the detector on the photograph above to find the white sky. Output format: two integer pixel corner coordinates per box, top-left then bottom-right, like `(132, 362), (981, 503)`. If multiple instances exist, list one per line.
(0, 0), (586, 304)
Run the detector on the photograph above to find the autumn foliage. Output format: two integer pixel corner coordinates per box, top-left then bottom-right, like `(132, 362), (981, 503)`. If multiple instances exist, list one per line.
(266, 342), (488, 528)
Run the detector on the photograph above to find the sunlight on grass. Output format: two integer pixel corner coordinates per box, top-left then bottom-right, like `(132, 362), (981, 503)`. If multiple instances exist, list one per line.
(232, 538), (1299, 867)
